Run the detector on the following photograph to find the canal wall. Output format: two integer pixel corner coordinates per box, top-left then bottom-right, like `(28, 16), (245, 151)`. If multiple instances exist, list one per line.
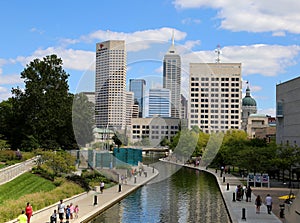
(6, 164), (159, 223)
(159, 158), (282, 223)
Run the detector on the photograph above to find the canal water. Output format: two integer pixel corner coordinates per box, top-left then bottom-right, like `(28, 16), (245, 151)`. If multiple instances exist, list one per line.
(90, 160), (230, 223)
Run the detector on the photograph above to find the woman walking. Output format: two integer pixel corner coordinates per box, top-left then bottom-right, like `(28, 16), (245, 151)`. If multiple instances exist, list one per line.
(255, 195), (262, 213)
(25, 202), (33, 223)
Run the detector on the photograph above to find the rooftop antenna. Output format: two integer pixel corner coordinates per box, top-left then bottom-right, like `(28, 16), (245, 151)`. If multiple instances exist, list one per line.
(172, 29), (175, 46)
(215, 44), (221, 63)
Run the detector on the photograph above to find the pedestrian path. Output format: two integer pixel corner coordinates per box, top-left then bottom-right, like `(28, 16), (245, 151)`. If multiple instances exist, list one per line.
(6, 165), (159, 223)
(160, 158), (282, 223)
(0, 157), (37, 185)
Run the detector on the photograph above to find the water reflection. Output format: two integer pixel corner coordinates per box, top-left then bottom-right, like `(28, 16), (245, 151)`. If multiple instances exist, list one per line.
(91, 163), (230, 223)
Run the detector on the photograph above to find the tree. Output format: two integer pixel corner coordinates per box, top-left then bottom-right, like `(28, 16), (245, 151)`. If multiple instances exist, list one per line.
(10, 55), (77, 150)
(112, 133), (122, 148)
(72, 93), (95, 147)
(160, 136), (170, 147)
(36, 150), (76, 177)
(172, 129), (199, 160)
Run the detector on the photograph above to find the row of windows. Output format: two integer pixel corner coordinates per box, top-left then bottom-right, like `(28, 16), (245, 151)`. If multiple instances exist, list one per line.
(191, 93), (241, 97)
(132, 125), (179, 129)
(191, 77), (240, 81)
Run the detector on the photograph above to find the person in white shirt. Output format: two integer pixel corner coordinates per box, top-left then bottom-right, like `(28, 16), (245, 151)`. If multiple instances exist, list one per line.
(57, 199), (66, 223)
(265, 194), (273, 214)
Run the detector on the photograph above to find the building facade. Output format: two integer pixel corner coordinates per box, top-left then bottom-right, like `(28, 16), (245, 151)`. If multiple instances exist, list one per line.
(241, 85), (257, 131)
(95, 40), (127, 130)
(148, 88), (171, 117)
(125, 91), (134, 126)
(129, 79), (146, 118)
(131, 117), (181, 146)
(189, 63), (242, 133)
(276, 76), (300, 146)
(181, 94), (188, 119)
(163, 37), (181, 118)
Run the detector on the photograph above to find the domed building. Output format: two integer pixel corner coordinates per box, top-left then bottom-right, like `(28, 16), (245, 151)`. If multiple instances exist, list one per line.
(241, 85), (257, 131)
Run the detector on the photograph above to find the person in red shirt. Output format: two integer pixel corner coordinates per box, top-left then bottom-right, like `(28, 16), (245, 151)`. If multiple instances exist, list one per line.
(25, 202), (33, 223)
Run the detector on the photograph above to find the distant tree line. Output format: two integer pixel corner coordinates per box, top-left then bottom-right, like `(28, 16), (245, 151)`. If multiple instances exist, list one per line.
(0, 55), (94, 151)
(168, 127), (300, 185)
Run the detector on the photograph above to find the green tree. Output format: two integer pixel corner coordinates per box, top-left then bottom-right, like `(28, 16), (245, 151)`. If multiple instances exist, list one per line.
(10, 55), (77, 150)
(37, 150), (76, 177)
(160, 136), (170, 147)
(72, 93), (95, 147)
(172, 129), (198, 160)
(202, 132), (224, 167)
(274, 144), (300, 185)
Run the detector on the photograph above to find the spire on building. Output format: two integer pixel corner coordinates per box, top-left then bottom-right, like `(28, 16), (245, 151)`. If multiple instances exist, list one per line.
(172, 29), (175, 46)
(215, 44), (221, 63)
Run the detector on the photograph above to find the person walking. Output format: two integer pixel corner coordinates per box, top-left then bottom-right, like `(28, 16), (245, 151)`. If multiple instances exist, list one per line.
(246, 185), (252, 202)
(50, 210), (57, 223)
(57, 199), (66, 223)
(25, 202), (33, 223)
(265, 194), (273, 214)
(69, 203), (74, 219)
(100, 181), (105, 193)
(65, 205), (70, 223)
(74, 205), (79, 219)
(17, 210), (27, 223)
(255, 195), (262, 213)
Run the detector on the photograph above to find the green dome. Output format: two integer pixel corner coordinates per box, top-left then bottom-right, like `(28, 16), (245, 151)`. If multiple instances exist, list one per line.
(242, 86), (256, 106)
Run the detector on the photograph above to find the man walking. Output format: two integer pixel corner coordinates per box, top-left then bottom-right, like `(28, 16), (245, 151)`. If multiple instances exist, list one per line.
(265, 194), (273, 214)
(57, 199), (66, 223)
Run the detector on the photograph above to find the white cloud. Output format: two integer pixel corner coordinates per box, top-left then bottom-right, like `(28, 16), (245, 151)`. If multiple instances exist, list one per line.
(0, 74), (22, 85)
(272, 31), (286, 37)
(15, 47), (95, 71)
(257, 108), (276, 117)
(0, 87), (12, 101)
(181, 18), (201, 25)
(186, 44), (300, 76)
(69, 27), (187, 52)
(30, 27), (44, 35)
(173, 0), (300, 34)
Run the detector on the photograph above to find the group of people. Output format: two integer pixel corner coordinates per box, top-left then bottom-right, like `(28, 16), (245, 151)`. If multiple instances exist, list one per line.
(50, 199), (79, 223)
(255, 194), (273, 214)
(17, 202), (33, 223)
(235, 185), (252, 202)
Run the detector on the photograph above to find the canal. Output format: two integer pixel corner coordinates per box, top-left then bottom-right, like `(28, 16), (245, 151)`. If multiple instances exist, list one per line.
(90, 160), (230, 223)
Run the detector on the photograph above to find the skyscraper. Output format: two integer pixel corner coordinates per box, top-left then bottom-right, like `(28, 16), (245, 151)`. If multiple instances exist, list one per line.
(148, 88), (171, 117)
(95, 40), (127, 130)
(129, 79), (146, 118)
(163, 34), (181, 118)
(189, 63), (242, 133)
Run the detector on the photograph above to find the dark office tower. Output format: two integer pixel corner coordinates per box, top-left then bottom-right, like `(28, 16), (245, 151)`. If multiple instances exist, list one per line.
(129, 79), (146, 118)
(95, 40), (127, 129)
(163, 33), (181, 118)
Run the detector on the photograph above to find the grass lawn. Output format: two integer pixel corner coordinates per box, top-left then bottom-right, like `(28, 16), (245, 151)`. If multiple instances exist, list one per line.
(0, 172), (84, 222)
(0, 172), (56, 205)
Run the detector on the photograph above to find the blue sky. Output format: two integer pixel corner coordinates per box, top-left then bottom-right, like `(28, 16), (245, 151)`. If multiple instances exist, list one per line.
(1, 0), (300, 116)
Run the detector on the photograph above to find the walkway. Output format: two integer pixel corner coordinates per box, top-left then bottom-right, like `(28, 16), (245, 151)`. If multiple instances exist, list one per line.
(160, 158), (282, 223)
(6, 165), (159, 223)
(0, 157), (37, 185)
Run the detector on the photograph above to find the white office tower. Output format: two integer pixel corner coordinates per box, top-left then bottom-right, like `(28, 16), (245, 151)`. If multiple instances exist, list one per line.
(189, 63), (242, 133)
(149, 88), (171, 117)
(125, 91), (134, 126)
(163, 34), (181, 118)
(95, 40), (127, 130)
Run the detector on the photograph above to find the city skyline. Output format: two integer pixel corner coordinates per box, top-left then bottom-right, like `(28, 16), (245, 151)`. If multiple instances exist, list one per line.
(2, 1), (300, 117)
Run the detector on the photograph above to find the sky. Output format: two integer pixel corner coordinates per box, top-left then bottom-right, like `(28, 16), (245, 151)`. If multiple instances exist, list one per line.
(1, 0), (300, 117)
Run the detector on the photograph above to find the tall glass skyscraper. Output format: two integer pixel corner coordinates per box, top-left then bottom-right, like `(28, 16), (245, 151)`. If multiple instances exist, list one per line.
(129, 79), (146, 118)
(148, 88), (171, 117)
(163, 34), (181, 118)
(95, 40), (127, 129)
